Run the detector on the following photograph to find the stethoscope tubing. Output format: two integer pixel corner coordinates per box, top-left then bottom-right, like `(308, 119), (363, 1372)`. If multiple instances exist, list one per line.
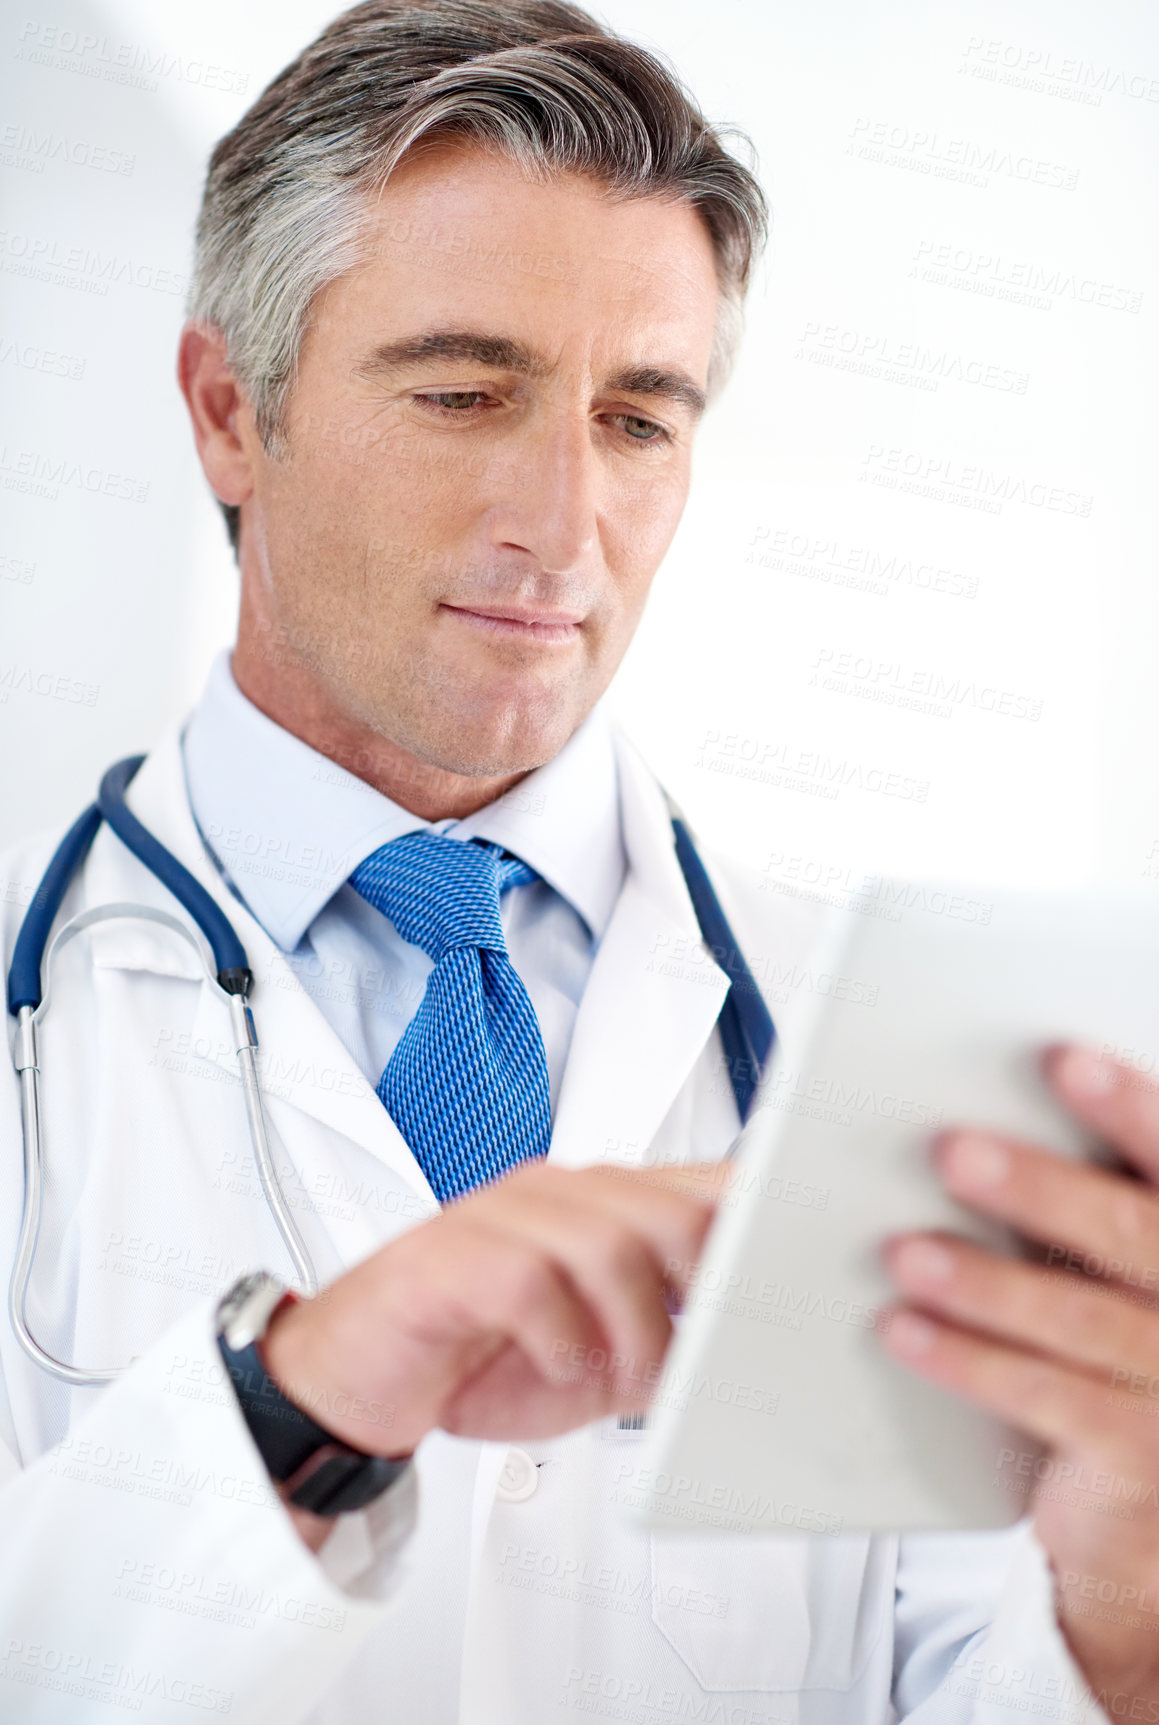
(9, 895), (318, 1388)
(6, 760), (774, 1387)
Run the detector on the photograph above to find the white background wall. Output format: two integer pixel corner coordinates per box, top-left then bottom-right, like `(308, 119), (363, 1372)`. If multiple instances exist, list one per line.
(1, 0), (1156, 894)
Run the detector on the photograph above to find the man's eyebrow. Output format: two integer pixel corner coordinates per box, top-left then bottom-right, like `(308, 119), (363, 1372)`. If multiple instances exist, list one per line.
(356, 329), (707, 419)
(605, 365), (706, 421)
(356, 329), (549, 378)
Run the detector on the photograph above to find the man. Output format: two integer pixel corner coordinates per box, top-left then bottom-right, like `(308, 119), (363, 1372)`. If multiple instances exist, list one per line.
(2, 2), (1159, 1720)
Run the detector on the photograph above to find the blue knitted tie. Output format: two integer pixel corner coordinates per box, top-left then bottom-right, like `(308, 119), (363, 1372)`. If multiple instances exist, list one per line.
(348, 830), (552, 1202)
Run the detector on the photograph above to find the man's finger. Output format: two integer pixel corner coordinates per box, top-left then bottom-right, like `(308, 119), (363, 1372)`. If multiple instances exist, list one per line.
(1046, 1044), (1159, 1182)
(878, 1308), (1146, 1466)
(884, 1231), (1159, 1386)
(467, 1198), (675, 1402)
(584, 1160), (735, 1295)
(934, 1131), (1159, 1294)
(602, 1157), (738, 1203)
(453, 1160), (730, 1395)
(486, 1160), (730, 1288)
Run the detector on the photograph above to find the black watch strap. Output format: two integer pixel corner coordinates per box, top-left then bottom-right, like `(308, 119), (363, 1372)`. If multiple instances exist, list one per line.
(216, 1328), (412, 1517)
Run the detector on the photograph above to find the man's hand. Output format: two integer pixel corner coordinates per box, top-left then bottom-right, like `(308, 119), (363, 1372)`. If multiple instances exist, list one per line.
(881, 1044), (1159, 1705)
(262, 1159), (729, 1469)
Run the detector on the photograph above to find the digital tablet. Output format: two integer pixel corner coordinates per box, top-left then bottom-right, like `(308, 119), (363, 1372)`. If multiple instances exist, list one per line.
(627, 881), (1159, 1535)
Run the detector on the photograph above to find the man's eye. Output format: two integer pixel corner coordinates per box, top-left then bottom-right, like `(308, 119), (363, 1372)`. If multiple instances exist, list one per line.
(610, 414), (670, 444)
(416, 392), (491, 412)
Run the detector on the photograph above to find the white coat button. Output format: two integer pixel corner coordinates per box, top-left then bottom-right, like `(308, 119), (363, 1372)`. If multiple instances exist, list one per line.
(496, 1448), (538, 1502)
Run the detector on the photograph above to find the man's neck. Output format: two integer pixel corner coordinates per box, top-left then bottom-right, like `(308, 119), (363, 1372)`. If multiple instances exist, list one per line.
(230, 645), (527, 822)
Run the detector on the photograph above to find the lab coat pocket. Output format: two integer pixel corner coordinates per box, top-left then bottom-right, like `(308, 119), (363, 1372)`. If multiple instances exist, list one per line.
(649, 1532), (890, 1693)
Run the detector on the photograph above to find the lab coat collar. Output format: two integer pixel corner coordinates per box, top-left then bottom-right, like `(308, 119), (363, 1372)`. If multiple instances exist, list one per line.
(82, 727), (440, 1207)
(548, 729), (731, 1169)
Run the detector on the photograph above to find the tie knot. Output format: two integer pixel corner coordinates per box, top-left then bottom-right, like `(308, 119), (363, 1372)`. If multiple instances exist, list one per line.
(348, 830), (534, 961)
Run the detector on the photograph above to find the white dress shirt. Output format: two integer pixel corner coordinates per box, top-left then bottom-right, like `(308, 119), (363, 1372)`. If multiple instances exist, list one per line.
(182, 651), (627, 1113)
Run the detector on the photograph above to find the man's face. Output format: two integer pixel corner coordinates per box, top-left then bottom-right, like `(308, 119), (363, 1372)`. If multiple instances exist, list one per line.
(237, 142), (721, 776)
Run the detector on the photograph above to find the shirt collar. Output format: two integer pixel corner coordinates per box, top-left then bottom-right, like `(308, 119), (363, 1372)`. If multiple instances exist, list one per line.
(181, 651), (625, 953)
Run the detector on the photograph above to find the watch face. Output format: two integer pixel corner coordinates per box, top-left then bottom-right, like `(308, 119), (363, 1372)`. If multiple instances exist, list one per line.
(218, 1271), (286, 1351)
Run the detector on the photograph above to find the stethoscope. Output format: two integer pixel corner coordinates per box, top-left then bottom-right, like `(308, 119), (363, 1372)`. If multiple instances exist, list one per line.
(5, 756), (775, 1390)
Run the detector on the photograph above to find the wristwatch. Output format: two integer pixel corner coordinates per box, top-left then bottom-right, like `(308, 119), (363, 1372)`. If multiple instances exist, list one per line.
(215, 1270), (413, 1517)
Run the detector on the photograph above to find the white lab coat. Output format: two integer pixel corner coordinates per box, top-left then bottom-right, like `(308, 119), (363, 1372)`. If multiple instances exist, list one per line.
(0, 727), (1099, 1724)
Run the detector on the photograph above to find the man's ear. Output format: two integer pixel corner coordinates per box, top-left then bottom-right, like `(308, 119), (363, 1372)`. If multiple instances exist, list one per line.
(177, 322), (256, 510)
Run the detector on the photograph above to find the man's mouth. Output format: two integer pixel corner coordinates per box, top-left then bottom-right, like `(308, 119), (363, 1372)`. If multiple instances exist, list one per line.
(439, 602), (584, 644)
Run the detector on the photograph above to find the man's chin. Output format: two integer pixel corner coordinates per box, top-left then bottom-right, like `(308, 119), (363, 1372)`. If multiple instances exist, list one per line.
(406, 687), (588, 781)
(414, 727), (571, 782)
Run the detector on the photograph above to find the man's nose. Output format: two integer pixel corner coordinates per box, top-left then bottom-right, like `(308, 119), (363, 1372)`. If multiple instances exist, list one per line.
(484, 412), (600, 575)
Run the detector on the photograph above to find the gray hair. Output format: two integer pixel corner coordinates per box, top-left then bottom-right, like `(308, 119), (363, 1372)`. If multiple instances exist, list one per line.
(187, 0), (769, 552)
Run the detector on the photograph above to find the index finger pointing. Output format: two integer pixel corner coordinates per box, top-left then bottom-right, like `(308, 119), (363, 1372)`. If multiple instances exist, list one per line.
(581, 1159), (736, 1291)
(624, 1158), (739, 1203)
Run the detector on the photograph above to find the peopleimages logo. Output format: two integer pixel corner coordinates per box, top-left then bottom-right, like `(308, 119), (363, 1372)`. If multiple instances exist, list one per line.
(0, 445), (148, 503)
(911, 239), (1142, 314)
(810, 646), (1044, 723)
(694, 730), (931, 804)
(795, 323), (1030, 396)
(0, 664), (98, 707)
(747, 525), (980, 601)
(0, 122), (135, 176)
(0, 335), (85, 380)
(0, 229), (188, 297)
(958, 36), (1159, 105)
(848, 116), (1080, 189)
(13, 21), (249, 95)
(860, 443), (1093, 519)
